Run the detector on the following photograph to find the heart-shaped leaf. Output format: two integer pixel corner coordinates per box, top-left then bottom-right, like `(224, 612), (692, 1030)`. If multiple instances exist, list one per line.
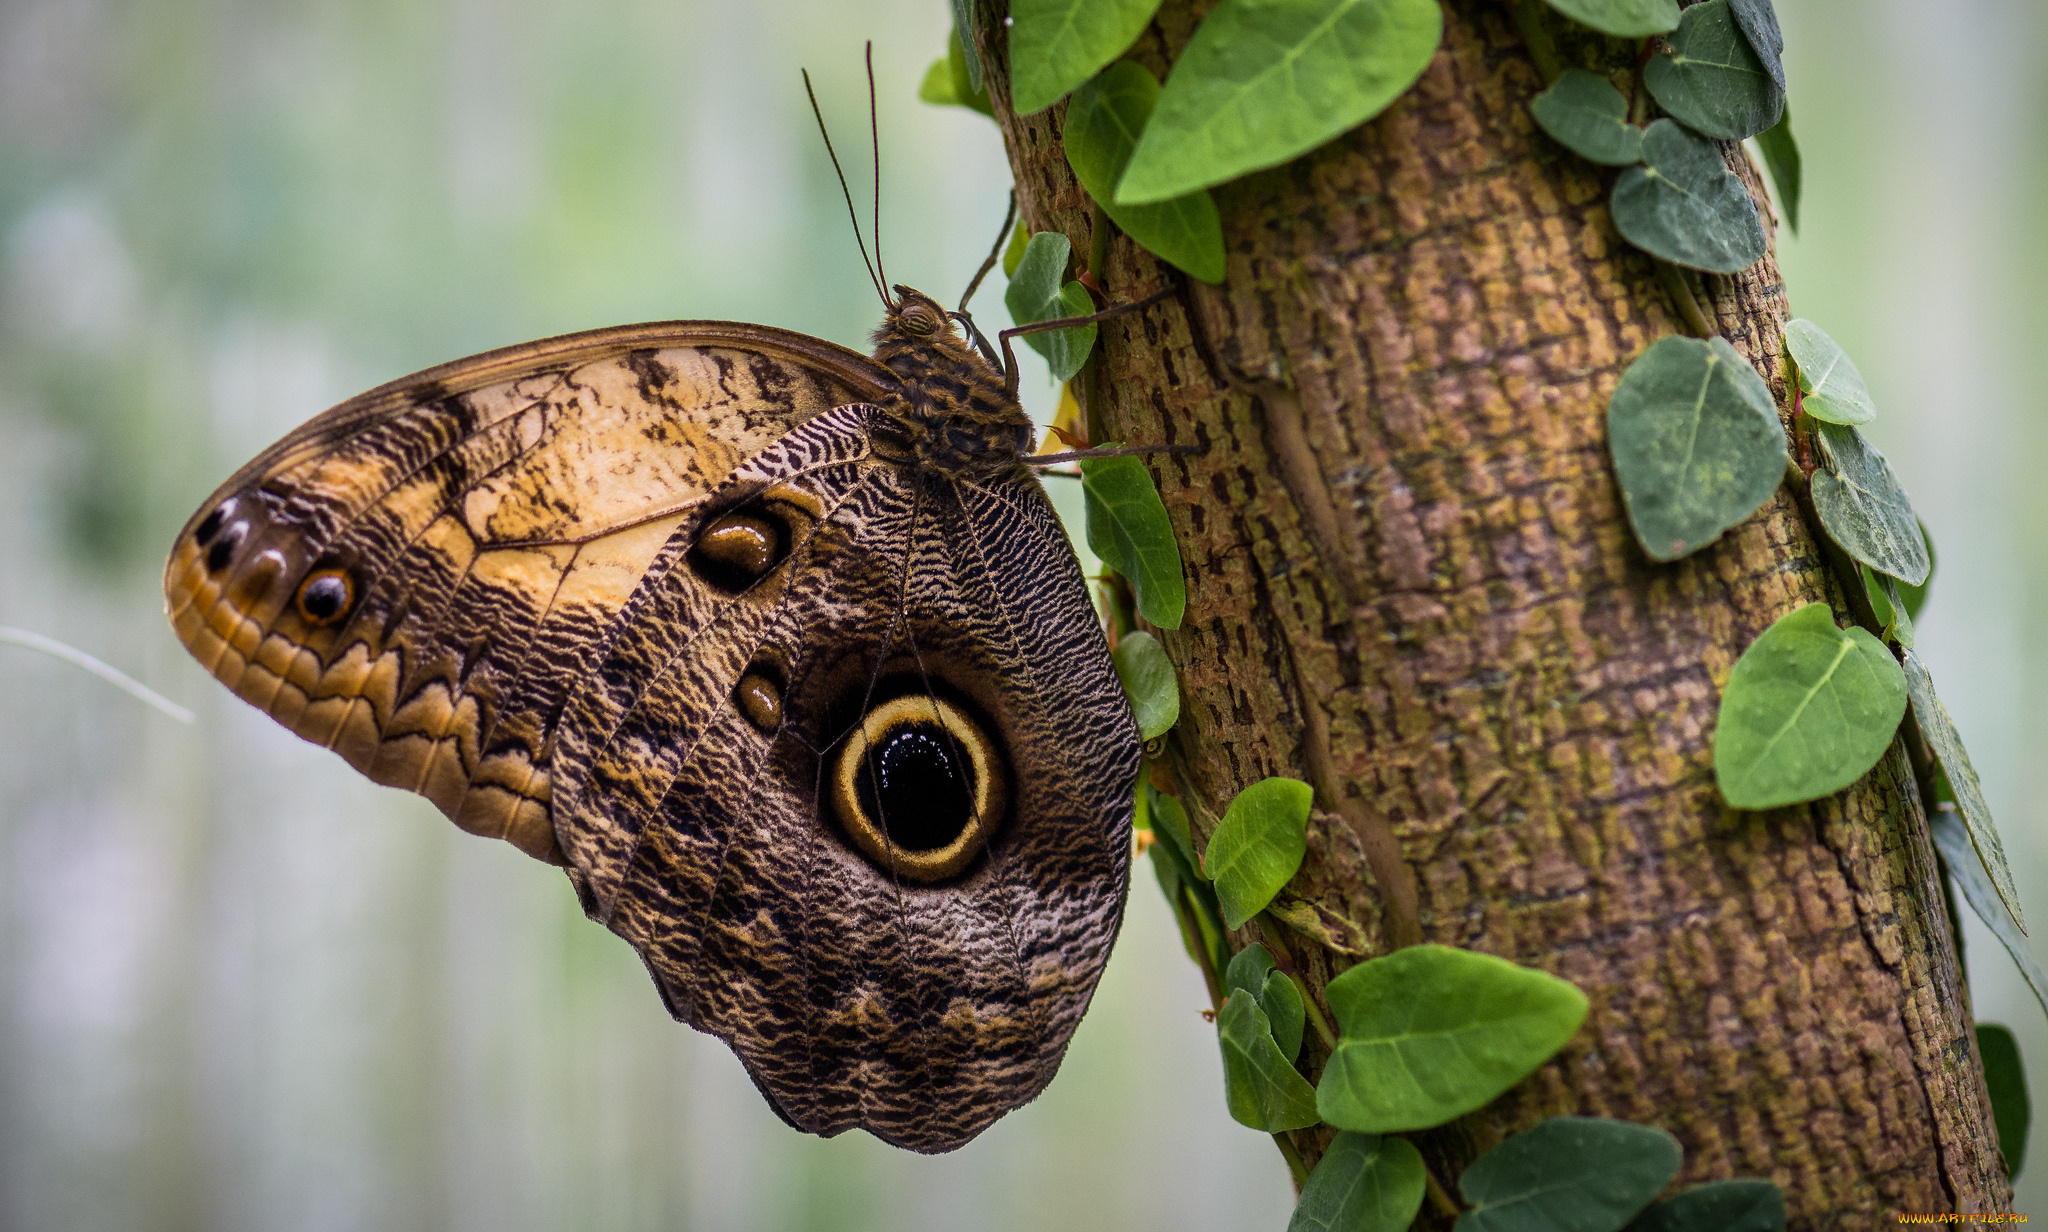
(1455, 1118), (1681, 1232)
(1861, 520), (1933, 629)
(1530, 70), (1643, 166)
(1081, 452), (1186, 628)
(1644, 0), (1783, 141)
(1810, 422), (1930, 586)
(1226, 941), (1279, 997)
(1906, 652), (2021, 932)
(1317, 945), (1588, 1133)
(1112, 630), (1180, 740)
(1218, 990), (1322, 1132)
(1222, 943), (1306, 1059)
(1611, 120), (1767, 273)
(1975, 1024), (2030, 1179)
(1004, 230), (1098, 381)
(1064, 61), (1227, 282)
(1116, 0), (1442, 205)
(1784, 319), (1875, 426)
(1727, 0), (1785, 91)
(1009, 0), (1165, 115)
(1538, 0), (1679, 37)
(1204, 777), (1313, 929)
(1755, 107), (1800, 232)
(1287, 1133), (1428, 1232)
(1606, 334), (1786, 562)
(1713, 602), (1907, 810)
(1621, 1179), (1786, 1232)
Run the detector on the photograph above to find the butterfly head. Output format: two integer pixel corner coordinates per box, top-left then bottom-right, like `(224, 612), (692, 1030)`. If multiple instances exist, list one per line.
(879, 285), (958, 345)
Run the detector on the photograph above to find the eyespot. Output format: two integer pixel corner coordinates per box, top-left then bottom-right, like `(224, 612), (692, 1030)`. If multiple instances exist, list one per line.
(828, 693), (1007, 883)
(295, 568), (354, 624)
(688, 509), (785, 592)
(193, 498), (237, 547)
(899, 304), (941, 337)
(205, 522), (247, 574)
(733, 663), (784, 734)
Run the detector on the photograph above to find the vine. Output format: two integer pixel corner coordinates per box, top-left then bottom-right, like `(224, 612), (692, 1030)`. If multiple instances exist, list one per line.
(923, 0), (2033, 1224)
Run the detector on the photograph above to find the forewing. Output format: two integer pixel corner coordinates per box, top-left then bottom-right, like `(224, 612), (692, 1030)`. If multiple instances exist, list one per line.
(164, 321), (890, 861)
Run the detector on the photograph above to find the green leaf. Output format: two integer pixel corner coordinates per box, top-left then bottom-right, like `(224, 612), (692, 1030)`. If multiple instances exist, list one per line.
(1116, 0), (1442, 205)
(1001, 222), (1029, 279)
(1529, 70), (1643, 166)
(1009, 0), (1165, 116)
(1262, 969), (1307, 1061)
(1064, 62), (1227, 282)
(1754, 106), (1800, 233)
(1318, 945), (1588, 1134)
(1976, 1023), (2030, 1179)
(1149, 788), (1203, 880)
(1783, 319), (1875, 426)
(1712, 603), (1908, 810)
(1932, 805), (2047, 1024)
(1606, 334), (1786, 561)
(1203, 777), (1314, 929)
(1003, 231), (1097, 381)
(1455, 1118), (1681, 1232)
(1810, 422), (1931, 586)
(1622, 1180), (1786, 1232)
(1872, 572), (1914, 650)
(1726, 0), (1785, 91)
(952, 0), (982, 92)
(1611, 120), (1768, 273)
(1643, 0), (1783, 141)
(919, 30), (996, 117)
(1112, 630), (1179, 740)
(1222, 943), (1305, 1059)
(1538, 0), (1678, 38)
(1288, 1133), (1428, 1232)
(1081, 452), (1186, 628)
(1218, 990), (1322, 1132)
(1906, 651), (2022, 932)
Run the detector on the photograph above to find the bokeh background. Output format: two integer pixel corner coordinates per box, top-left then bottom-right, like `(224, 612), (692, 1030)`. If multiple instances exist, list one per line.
(0, 1), (2040, 1228)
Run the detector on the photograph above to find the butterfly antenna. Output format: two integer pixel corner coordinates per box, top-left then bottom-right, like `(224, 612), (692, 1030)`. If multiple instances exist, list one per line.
(866, 42), (888, 295)
(803, 67), (888, 309)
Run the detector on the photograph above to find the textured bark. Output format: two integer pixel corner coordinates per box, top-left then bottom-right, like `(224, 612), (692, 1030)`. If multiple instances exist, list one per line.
(983, 0), (2008, 1222)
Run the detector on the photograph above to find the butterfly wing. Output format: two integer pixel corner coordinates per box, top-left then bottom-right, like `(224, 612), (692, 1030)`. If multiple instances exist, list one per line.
(165, 321), (891, 860)
(166, 324), (1139, 1151)
(548, 419), (1137, 1151)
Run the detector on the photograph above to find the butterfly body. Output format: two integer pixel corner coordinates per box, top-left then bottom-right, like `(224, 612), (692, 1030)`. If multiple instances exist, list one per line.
(165, 285), (1139, 1152)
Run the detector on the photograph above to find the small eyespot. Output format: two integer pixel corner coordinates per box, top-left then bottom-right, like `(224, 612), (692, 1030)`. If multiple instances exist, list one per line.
(733, 668), (784, 733)
(687, 506), (791, 592)
(194, 498), (237, 546)
(205, 523), (247, 574)
(295, 569), (354, 624)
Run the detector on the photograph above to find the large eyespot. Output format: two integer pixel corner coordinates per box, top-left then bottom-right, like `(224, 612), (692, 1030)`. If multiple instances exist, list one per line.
(295, 568), (355, 625)
(828, 693), (1008, 883)
(898, 303), (941, 337)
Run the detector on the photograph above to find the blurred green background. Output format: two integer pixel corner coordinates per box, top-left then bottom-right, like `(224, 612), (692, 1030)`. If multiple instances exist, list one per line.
(0, 1), (2040, 1227)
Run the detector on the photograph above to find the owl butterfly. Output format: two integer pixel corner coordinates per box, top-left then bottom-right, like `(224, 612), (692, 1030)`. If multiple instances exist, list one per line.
(160, 69), (1179, 1151)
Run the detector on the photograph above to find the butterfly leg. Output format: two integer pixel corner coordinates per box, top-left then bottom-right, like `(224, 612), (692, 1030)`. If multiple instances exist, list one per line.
(997, 286), (1176, 401)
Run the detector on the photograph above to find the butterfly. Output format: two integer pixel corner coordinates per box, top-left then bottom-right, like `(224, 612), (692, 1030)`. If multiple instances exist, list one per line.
(160, 70), (1174, 1147)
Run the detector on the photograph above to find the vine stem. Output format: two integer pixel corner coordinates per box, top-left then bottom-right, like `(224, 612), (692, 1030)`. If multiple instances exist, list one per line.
(1423, 1162), (1460, 1218)
(1273, 1133), (1311, 1187)
(1654, 262), (1715, 338)
(1507, 0), (1565, 83)
(1291, 972), (1339, 1052)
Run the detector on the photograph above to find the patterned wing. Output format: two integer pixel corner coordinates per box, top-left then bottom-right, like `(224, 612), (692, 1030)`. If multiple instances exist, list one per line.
(543, 416), (1139, 1151)
(164, 321), (891, 861)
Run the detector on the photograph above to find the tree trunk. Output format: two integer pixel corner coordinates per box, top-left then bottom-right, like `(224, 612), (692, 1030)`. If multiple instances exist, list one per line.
(983, 0), (2008, 1221)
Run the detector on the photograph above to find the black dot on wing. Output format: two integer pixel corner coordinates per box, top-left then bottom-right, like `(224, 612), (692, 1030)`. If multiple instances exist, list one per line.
(295, 569), (354, 624)
(194, 498), (236, 546)
(205, 522), (246, 573)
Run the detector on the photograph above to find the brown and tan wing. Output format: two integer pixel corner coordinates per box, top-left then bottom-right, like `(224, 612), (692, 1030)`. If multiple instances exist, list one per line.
(532, 414), (1138, 1151)
(163, 320), (893, 861)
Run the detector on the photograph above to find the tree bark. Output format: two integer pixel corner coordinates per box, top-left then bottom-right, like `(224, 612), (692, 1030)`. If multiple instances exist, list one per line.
(983, 0), (2008, 1221)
